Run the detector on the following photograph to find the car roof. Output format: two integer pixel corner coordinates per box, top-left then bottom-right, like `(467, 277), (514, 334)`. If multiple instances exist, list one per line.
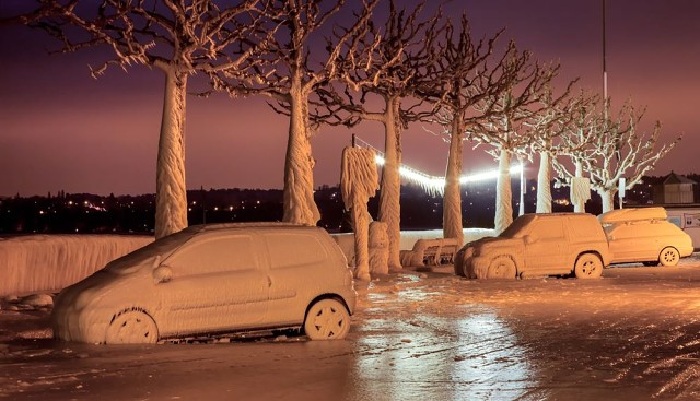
(517, 212), (597, 222)
(183, 223), (323, 235)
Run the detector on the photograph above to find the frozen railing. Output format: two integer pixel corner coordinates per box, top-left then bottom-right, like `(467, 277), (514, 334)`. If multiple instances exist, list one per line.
(0, 235), (153, 296)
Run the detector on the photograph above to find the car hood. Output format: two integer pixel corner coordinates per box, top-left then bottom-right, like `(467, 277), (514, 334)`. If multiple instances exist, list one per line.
(54, 255), (156, 314)
(469, 237), (523, 254)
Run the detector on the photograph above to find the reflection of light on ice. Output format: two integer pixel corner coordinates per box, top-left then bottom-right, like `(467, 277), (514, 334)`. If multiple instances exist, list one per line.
(353, 308), (537, 400)
(451, 312), (537, 399)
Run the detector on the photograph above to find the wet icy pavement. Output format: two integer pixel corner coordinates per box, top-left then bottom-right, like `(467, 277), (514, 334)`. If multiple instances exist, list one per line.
(4, 258), (700, 400)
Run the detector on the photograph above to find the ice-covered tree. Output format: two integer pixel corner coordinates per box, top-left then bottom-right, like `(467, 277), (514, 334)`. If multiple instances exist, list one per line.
(418, 16), (508, 245)
(526, 83), (577, 213)
(19, 0), (268, 238)
(312, 0), (441, 270)
(471, 53), (560, 234)
(210, 0), (378, 226)
(554, 99), (680, 212)
(550, 91), (602, 212)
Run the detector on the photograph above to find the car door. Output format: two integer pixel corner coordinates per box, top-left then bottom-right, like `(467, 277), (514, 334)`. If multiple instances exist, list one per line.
(156, 232), (269, 337)
(523, 219), (570, 273)
(262, 230), (331, 325)
(607, 223), (655, 262)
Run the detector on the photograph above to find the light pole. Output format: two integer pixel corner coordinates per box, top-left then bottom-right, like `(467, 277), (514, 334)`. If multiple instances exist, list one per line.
(603, 0), (607, 104)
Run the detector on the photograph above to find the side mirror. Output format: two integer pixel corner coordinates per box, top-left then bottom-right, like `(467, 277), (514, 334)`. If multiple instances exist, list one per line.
(153, 265), (173, 284)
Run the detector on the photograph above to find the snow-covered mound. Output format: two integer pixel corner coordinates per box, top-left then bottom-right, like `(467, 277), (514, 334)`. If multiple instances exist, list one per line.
(0, 235), (153, 296)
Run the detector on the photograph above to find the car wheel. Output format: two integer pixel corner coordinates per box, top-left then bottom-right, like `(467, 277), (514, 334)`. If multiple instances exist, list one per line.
(105, 310), (158, 344)
(487, 256), (516, 279)
(574, 253), (603, 279)
(659, 247), (680, 267)
(642, 261), (659, 267)
(304, 299), (350, 340)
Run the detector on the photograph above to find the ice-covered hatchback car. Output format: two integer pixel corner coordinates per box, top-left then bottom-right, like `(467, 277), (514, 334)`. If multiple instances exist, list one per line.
(52, 223), (357, 344)
(599, 207), (693, 267)
(455, 213), (610, 280)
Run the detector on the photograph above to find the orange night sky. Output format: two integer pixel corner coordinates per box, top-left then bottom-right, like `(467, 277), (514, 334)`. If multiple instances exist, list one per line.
(1, 0), (698, 197)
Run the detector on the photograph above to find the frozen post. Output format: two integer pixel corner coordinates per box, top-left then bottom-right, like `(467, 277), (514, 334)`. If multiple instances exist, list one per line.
(341, 147), (379, 281)
(369, 221), (389, 274)
(518, 155), (526, 216)
(571, 161), (590, 212)
(571, 176), (592, 213)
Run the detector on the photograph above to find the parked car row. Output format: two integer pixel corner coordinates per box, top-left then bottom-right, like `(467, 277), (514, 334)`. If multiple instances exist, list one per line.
(50, 208), (694, 344)
(455, 208), (693, 280)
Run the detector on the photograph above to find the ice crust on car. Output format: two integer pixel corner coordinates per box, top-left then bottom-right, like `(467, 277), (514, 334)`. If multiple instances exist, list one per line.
(51, 223), (356, 344)
(600, 207), (694, 266)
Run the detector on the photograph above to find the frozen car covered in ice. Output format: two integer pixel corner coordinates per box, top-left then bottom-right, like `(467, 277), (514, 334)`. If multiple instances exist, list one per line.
(52, 223), (357, 344)
(599, 207), (693, 267)
(455, 213), (610, 280)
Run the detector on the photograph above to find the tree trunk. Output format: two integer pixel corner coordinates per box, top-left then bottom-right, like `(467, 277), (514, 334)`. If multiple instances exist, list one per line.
(573, 160), (585, 213)
(155, 68), (188, 239)
(536, 151), (552, 213)
(378, 96), (402, 271)
(494, 148), (513, 235)
(598, 188), (616, 213)
(442, 116), (464, 246)
(282, 85), (320, 225)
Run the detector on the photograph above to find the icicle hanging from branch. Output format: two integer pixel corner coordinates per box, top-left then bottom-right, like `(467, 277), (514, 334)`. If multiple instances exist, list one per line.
(340, 146), (378, 282)
(341, 147), (379, 209)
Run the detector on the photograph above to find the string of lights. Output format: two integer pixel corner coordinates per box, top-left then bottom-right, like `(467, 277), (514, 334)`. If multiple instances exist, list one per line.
(352, 136), (523, 195)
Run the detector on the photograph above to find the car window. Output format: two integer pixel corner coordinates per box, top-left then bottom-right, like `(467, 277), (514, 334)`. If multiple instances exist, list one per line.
(571, 219), (602, 239)
(501, 216), (532, 238)
(608, 221), (680, 239)
(529, 220), (564, 239)
(168, 234), (258, 275)
(105, 230), (195, 273)
(264, 233), (327, 269)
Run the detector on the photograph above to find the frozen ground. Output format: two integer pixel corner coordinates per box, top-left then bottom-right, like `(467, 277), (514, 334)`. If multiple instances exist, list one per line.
(2, 253), (700, 400)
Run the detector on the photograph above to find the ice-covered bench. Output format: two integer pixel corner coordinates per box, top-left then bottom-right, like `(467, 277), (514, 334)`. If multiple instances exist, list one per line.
(400, 237), (461, 268)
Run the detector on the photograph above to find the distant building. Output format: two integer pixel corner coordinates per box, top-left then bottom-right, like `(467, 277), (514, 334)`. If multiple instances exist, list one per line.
(653, 171), (698, 204)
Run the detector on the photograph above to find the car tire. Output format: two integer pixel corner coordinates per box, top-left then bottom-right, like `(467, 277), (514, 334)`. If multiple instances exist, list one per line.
(574, 253), (603, 279)
(105, 310), (158, 344)
(304, 299), (350, 340)
(487, 256), (516, 279)
(659, 247), (680, 267)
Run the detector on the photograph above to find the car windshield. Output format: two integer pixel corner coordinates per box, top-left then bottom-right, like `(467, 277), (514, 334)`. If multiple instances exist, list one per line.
(499, 215), (533, 238)
(104, 230), (196, 273)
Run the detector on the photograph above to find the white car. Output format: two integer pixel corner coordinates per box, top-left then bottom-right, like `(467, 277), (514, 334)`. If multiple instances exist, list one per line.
(600, 208), (693, 267)
(51, 223), (357, 344)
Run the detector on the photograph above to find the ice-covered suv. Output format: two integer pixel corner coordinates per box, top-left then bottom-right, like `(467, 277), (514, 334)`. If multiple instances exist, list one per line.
(455, 213), (610, 280)
(52, 223), (357, 344)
